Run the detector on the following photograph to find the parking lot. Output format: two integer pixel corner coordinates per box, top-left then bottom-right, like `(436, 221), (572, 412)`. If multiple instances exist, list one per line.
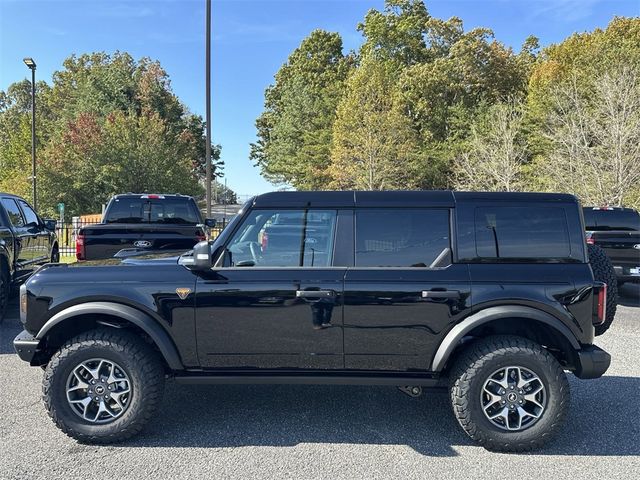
(1, 285), (638, 480)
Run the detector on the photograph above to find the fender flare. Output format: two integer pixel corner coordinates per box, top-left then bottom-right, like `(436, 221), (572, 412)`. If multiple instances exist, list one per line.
(36, 301), (184, 370)
(431, 305), (580, 372)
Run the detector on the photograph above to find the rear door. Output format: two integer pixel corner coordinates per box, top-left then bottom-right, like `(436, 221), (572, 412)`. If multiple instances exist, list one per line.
(195, 208), (349, 370)
(343, 208), (472, 371)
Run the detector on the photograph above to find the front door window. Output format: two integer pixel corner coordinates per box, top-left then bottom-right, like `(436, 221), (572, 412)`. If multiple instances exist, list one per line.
(225, 209), (338, 267)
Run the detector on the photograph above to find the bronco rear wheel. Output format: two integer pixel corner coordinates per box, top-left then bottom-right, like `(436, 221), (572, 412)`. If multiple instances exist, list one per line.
(450, 335), (570, 452)
(43, 328), (164, 443)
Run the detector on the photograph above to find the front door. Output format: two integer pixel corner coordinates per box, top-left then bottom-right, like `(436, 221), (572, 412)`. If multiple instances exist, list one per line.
(343, 208), (472, 371)
(195, 208), (347, 370)
(1, 197), (35, 275)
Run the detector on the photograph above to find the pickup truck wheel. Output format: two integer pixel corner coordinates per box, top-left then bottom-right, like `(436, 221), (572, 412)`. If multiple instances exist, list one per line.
(587, 244), (618, 336)
(450, 335), (570, 452)
(43, 329), (165, 444)
(51, 244), (60, 263)
(0, 262), (9, 323)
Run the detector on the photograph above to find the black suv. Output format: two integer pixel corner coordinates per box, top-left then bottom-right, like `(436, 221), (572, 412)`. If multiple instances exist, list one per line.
(0, 193), (58, 321)
(14, 191), (610, 452)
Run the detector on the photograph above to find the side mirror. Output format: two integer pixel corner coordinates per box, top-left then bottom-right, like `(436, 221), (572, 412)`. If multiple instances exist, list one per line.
(190, 240), (212, 270)
(204, 218), (216, 228)
(44, 219), (57, 231)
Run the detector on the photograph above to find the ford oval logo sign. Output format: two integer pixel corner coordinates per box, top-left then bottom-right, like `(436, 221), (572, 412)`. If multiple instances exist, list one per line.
(134, 240), (152, 248)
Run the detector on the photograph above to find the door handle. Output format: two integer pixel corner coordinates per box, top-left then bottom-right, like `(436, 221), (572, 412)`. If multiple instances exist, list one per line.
(422, 290), (460, 299)
(296, 290), (336, 299)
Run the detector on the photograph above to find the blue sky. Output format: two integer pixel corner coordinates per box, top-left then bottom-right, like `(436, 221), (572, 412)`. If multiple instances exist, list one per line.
(1, 0), (639, 197)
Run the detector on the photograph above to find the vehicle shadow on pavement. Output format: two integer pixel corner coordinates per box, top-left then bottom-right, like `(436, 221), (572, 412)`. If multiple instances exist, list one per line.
(119, 374), (640, 457)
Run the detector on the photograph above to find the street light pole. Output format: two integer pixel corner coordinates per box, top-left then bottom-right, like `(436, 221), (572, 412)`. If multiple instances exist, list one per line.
(23, 57), (37, 209)
(205, 0), (212, 217)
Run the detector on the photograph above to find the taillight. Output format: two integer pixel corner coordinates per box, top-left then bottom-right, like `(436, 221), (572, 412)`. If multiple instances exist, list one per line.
(76, 233), (85, 261)
(261, 232), (269, 252)
(593, 282), (607, 326)
(586, 232), (595, 245)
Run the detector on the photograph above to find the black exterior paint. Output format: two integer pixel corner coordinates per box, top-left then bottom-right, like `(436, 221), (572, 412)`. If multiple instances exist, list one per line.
(0, 192), (58, 283)
(15, 191), (608, 380)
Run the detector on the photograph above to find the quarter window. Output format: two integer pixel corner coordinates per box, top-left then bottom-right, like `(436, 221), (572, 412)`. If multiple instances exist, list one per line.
(355, 209), (451, 267)
(1, 198), (25, 228)
(475, 207), (570, 259)
(225, 209), (337, 267)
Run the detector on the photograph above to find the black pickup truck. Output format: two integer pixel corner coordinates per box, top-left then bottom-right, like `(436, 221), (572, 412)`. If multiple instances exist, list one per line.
(584, 206), (640, 286)
(14, 191), (611, 452)
(0, 193), (58, 321)
(77, 194), (216, 261)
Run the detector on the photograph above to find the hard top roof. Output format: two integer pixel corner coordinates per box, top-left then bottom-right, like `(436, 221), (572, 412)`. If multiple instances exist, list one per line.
(251, 190), (579, 208)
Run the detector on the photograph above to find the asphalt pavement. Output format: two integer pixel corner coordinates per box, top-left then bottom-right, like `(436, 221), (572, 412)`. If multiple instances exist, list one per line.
(1, 285), (639, 480)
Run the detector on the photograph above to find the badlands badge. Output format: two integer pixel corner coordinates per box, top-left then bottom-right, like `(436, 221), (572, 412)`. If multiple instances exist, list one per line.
(176, 287), (191, 300)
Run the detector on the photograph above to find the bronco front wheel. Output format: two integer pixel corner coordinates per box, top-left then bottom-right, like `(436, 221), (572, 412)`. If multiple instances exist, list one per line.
(43, 329), (165, 443)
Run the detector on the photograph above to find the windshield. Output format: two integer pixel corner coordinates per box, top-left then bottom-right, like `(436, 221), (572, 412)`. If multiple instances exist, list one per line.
(105, 197), (202, 224)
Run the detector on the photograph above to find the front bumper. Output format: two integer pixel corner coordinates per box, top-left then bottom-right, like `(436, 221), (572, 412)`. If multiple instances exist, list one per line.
(574, 345), (611, 379)
(13, 330), (40, 363)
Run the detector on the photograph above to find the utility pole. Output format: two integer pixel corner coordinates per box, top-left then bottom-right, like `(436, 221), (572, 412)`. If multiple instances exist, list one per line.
(205, 0), (212, 217)
(23, 58), (37, 209)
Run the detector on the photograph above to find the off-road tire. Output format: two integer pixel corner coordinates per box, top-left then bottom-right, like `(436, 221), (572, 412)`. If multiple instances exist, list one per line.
(449, 335), (570, 452)
(51, 244), (60, 263)
(0, 261), (9, 323)
(43, 328), (165, 443)
(587, 244), (618, 336)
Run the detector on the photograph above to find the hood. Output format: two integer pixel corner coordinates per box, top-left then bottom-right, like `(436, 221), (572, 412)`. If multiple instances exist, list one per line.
(63, 250), (184, 268)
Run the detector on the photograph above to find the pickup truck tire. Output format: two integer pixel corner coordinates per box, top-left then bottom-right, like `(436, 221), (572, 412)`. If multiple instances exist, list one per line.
(43, 328), (165, 444)
(51, 244), (60, 263)
(449, 335), (570, 452)
(587, 244), (618, 336)
(0, 261), (9, 323)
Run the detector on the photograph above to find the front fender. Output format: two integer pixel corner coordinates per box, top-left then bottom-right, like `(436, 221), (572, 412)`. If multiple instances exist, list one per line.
(36, 301), (184, 370)
(431, 305), (580, 371)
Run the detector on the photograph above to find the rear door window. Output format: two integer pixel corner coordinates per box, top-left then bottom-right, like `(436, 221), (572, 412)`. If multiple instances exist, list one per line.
(17, 200), (40, 226)
(1, 198), (26, 228)
(475, 207), (570, 259)
(355, 209), (451, 267)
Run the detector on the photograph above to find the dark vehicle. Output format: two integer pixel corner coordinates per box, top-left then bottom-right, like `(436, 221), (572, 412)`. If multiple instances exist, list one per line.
(77, 194), (216, 261)
(0, 193), (58, 321)
(584, 206), (640, 286)
(14, 191), (611, 452)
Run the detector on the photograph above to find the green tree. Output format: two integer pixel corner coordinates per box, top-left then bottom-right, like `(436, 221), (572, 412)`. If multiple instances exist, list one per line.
(0, 52), (221, 217)
(329, 58), (418, 190)
(250, 30), (353, 189)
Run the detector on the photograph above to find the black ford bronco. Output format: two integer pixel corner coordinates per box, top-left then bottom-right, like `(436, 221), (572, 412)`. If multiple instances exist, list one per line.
(14, 191), (611, 452)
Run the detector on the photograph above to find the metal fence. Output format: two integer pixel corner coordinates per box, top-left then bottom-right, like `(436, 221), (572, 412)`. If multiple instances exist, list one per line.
(56, 217), (230, 259)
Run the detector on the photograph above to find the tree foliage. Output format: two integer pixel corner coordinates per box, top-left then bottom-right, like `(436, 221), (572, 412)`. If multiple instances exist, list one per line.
(250, 30), (353, 189)
(330, 58), (418, 190)
(254, 2), (640, 208)
(0, 52), (221, 217)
